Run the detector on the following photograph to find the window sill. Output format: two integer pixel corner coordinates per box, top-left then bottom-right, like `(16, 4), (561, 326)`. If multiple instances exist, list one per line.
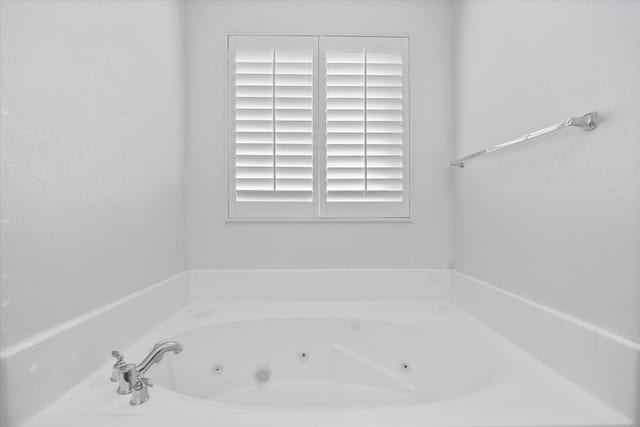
(225, 217), (413, 223)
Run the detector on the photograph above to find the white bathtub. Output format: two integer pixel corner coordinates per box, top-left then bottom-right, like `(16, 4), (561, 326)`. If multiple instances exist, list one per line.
(152, 312), (502, 406)
(23, 302), (629, 427)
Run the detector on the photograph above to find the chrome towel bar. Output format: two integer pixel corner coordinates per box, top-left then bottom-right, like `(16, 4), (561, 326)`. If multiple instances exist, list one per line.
(450, 112), (598, 168)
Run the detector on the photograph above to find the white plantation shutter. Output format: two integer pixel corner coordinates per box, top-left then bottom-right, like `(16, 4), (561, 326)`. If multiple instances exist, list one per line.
(229, 36), (316, 218)
(320, 37), (409, 218)
(228, 36), (409, 219)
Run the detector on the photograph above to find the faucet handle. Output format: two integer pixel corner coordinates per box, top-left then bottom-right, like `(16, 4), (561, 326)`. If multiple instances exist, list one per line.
(130, 374), (152, 406)
(110, 350), (126, 382)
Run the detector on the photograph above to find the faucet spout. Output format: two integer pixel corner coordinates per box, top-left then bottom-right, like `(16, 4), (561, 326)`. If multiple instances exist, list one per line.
(136, 340), (183, 375)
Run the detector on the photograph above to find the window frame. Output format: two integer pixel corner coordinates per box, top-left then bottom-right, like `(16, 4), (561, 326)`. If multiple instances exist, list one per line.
(226, 34), (412, 222)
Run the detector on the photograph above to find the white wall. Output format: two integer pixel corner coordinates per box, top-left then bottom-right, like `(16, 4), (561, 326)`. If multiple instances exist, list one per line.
(0, 0), (186, 350)
(453, 0), (640, 342)
(185, 0), (454, 269)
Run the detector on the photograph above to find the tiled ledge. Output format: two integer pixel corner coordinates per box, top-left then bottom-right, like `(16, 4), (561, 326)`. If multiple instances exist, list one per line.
(451, 271), (639, 423)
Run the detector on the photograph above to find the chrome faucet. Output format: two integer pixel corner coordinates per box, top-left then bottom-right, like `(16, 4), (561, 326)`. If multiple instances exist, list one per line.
(136, 341), (183, 375)
(111, 340), (183, 405)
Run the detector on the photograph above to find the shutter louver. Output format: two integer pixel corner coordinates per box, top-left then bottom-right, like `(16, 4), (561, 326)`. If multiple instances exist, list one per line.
(325, 49), (404, 203)
(234, 48), (313, 202)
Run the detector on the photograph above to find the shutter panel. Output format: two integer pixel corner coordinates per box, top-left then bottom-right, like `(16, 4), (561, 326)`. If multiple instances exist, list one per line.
(228, 36), (316, 218)
(320, 37), (410, 218)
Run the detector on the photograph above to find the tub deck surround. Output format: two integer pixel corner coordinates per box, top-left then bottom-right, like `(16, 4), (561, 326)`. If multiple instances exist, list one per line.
(4, 269), (639, 427)
(451, 272), (640, 422)
(21, 302), (629, 427)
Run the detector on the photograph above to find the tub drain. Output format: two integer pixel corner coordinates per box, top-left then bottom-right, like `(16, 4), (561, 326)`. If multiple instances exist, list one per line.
(254, 365), (271, 384)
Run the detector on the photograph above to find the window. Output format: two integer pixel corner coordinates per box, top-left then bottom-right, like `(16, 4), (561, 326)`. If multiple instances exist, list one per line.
(228, 35), (410, 219)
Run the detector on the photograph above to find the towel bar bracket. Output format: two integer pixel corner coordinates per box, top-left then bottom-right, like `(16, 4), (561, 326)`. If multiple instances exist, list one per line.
(568, 112), (598, 131)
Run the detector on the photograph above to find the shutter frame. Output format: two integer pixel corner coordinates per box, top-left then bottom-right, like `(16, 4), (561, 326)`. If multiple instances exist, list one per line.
(228, 35), (410, 220)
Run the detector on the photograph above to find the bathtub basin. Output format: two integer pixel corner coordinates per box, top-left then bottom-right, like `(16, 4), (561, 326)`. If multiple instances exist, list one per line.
(152, 315), (501, 406)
